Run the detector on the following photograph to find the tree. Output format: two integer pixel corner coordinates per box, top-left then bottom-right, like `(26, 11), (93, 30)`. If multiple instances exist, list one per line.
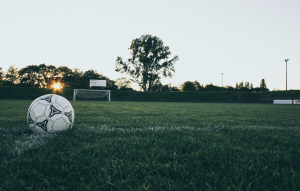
(244, 81), (250, 90)
(225, 85), (235, 91)
(56, 66), (73, 88)
(238, 81), (244, 89)
(181, 81), (196, 91)
(105, 79), (118, 90)
(18, 64), (59, 88)
(170, 86), (179, 91)
(38, 63), (57, 88)
(161, 84), (170, 91)
(235, 81), (251, 91)
(4, 65), (19, 86)
(55, 67), (88, 88)
(115, 34), (179, 91)
(150, 81), (162, 91)
(150, 82), (176, 92)
(235, 82), (239, 90)
(260, 78), (266, 89)
(260, 78), (268, 91)
(18, 65), (42, 87)
(204, 83), (221, 91)
(250, 83), (254, 90)
(116, 77), (132, 89)
(67, 68), (84, 88)
(193, 81), (204, 91)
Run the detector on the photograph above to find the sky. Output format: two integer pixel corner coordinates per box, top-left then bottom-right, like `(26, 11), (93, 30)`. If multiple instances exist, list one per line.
(1, 0), (299, 90)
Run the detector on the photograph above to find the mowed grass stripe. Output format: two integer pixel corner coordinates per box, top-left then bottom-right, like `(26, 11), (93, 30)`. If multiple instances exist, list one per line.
(73, 101), (300, 128)
(1, 100), (300, 128)
(0, 99), (300, 190)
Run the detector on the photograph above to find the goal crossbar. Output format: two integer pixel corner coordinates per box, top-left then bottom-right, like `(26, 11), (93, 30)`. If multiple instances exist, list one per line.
(73, 89), (111, 101)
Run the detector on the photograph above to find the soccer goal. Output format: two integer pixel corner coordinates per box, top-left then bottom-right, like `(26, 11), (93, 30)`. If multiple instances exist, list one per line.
(73, 89), (111, 101)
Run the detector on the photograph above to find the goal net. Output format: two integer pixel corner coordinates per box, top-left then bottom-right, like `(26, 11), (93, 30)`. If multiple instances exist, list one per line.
(73, 89), (111, 101)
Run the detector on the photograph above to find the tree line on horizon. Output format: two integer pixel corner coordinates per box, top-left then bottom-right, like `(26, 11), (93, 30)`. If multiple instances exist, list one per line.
(179, 80), (268, 92)
(0, 34), (269, 92)
(0, 64), (268, 92)
(0, 64), (119, 90)
(114, 34), (268, 92)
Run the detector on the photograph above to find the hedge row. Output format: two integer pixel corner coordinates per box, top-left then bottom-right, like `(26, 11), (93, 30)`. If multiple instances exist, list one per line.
(0, 86), (72, 100)
(1, 86), (300, 103)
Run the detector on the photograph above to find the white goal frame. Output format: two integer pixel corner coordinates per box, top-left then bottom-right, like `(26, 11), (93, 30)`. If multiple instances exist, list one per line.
(73, 89), (111, 101)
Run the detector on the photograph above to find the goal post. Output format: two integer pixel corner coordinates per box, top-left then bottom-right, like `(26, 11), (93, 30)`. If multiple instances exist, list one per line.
(73, 89), (111, 101)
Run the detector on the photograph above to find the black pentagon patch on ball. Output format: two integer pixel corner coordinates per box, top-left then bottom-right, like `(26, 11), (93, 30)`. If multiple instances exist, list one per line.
(27, 113), (34, 124)
(49, 105), (62, 117)
(41, 95), (53, 103)
(64, 111), (72, 123)
(36, 119), (48, 131)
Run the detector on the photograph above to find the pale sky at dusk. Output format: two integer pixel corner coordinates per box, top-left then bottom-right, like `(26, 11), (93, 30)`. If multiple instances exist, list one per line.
(1, 0), (299, 90)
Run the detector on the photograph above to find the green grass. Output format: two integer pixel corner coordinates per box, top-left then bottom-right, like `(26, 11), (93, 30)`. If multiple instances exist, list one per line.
(1, 100), (300, 190)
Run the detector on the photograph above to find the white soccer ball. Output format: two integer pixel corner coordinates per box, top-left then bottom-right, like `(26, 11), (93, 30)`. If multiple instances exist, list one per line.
(27, 94), (75, 134)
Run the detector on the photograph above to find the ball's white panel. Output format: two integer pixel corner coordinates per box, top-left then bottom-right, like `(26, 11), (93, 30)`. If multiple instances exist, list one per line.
(62, 114), (70, 124)
(63, 106), (72, 112)
(32, 103), (47, 117)
(28, 99), (39, 110)
(55, 96), (70, 107)
(52, 118), (68, 131)
(46, 119), (54, 132)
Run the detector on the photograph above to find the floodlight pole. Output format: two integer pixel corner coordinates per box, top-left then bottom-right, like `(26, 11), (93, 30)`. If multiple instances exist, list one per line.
(285, 59), (289, 91)
(221, 73), (223, 92)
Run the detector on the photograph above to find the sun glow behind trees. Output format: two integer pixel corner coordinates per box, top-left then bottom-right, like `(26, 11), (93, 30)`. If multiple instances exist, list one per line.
(1, 64), (118, 90)
(52, 83), (62, 90)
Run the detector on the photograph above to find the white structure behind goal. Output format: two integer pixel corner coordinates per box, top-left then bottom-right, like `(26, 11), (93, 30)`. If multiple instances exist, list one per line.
(73, 89), (111, 101)
(90, 79), (106, 87)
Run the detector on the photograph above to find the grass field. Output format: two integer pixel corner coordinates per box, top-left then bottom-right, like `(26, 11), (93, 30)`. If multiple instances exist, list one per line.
(1, 99), (300, 190)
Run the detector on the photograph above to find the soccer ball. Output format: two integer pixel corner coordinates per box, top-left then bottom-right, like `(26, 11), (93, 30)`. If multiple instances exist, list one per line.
(27, 94), (75, 134)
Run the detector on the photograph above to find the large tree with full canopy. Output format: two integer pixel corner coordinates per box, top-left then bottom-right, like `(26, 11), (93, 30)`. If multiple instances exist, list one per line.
(115, 34), (179, 91)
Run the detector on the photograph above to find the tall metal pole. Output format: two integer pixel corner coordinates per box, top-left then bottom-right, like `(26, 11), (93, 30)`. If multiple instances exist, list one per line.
(285, 59), (289, 91)
(221, 73), (223, 92)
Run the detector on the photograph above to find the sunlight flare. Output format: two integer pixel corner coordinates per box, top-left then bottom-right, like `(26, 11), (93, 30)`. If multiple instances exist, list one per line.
(52, 83), (62, 90)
